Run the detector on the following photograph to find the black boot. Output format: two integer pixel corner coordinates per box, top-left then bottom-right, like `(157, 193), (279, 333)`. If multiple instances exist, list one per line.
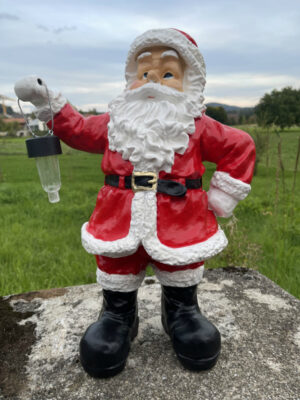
(161, 285), (221, 371)
(80, 289), (138, 378)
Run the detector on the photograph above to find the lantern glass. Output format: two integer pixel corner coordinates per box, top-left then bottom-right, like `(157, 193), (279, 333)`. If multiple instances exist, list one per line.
(35, 155), (61, 203)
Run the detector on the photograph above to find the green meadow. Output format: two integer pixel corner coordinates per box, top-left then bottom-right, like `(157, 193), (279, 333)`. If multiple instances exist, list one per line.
(0, 127), (299, 298)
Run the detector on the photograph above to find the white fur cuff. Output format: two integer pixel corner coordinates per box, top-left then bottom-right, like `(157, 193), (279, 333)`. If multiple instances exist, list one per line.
(35, 93), (67, 122)
(153, 265), (204, 287)
(96, 268), (145, 292)
(210, 171), (251, 201)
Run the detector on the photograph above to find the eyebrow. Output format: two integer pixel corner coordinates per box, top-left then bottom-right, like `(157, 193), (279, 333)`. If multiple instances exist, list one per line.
(160, 50), (179, 59)
(137, 51), (152, 61)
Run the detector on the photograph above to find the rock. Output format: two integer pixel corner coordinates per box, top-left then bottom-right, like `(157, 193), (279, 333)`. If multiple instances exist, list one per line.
(0, 268), (300, 400)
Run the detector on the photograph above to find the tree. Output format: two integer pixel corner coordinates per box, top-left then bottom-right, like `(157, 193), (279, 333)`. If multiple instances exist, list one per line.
(205, 106), (228, 124)
(0, 118), (21, 136)
(255, 87), (300, 130)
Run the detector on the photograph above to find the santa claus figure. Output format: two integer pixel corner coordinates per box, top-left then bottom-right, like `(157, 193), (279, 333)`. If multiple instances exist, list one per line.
(14, 28), (255, 378)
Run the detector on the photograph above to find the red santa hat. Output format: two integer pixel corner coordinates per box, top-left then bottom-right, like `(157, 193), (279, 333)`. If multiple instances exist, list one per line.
(125, 28), (206, 117)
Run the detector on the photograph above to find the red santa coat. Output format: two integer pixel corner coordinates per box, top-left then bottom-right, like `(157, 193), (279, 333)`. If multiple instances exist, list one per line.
(51, 103), (255, 266)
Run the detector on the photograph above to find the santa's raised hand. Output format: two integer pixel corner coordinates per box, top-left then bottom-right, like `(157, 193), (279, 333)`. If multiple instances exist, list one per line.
(14, 75), (66, 121)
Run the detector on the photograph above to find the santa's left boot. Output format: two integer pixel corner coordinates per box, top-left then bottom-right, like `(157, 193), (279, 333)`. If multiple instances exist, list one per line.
(161, 285), (221, 371)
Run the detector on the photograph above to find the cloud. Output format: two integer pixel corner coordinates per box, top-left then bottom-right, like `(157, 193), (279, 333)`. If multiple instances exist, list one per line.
(53, 26), (77, 34)
(37, 24), (49, 32)
(207, 73), (300, 90)
(36, 24), (77, 34)
(62, 81), (124, 95)
(0, 13), (19, 20)
(205, 72), (300, 106)
(1, 0), (300, 108)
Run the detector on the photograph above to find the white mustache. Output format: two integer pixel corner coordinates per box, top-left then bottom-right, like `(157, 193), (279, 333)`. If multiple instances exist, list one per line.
(124, 82), (187, 103)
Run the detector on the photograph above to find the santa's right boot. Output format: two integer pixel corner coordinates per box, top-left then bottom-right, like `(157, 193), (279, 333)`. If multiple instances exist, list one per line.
(79, 289), (138, 378)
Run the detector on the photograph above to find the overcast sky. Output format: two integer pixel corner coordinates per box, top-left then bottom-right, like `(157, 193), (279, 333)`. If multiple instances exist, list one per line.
(1, 0), (300, 112)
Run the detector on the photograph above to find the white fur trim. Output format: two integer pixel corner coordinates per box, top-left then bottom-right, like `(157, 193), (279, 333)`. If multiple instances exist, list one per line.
(35, 93), (67, 122)
(140, 192), (228, 266)
(96, 268), (145, 292)
(143, 226), (228, 266)
(210, 171), (251, 201)
(81, 191), (148, 257)
(153, 265), (204, 287)
(82, 190), (228, 265)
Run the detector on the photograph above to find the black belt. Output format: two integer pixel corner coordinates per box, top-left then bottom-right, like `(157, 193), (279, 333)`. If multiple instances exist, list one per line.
(105, 174), (202, 197)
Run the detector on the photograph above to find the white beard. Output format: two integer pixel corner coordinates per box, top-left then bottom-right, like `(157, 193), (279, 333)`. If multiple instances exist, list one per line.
(107, 82), (200, 173)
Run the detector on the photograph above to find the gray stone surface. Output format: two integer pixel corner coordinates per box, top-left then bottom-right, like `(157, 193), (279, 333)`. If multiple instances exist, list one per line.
(0, 268), (300, 400)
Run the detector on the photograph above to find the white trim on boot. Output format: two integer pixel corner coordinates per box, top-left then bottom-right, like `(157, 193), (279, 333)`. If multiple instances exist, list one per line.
(96, 268), (145, 292)
(153, 265), (204, 287)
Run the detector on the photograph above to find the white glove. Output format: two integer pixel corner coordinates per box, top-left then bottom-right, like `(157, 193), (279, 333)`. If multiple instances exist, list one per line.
(207, 171), (251, 218)
(14, 75), (67, 122)
(207, 186), (238, 218)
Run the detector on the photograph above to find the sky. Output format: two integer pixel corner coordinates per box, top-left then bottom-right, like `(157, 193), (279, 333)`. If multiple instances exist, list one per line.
(1, 0), (300, 113)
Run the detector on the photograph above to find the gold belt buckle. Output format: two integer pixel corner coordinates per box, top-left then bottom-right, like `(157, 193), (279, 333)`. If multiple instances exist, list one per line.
(132, 171), (158, 192)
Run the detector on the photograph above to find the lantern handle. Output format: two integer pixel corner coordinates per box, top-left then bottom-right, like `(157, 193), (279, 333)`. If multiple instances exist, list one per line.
(17, 82), (54, 138)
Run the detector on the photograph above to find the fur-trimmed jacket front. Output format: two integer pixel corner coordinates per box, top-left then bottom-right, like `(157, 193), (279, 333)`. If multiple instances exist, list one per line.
(51, 103), (256, 266)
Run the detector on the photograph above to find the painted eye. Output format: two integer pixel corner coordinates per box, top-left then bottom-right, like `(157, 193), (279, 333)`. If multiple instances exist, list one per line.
(163, 72), (173, 79)
(143, 72), (148, 79)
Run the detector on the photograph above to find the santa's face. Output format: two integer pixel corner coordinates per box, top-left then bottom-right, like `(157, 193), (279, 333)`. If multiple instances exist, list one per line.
(130, 46), (185, 93)
(107, 47), (199, 173)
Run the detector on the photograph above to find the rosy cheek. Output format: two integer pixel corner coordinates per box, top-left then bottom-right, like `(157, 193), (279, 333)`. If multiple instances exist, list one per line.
(130, 80), (144, 90)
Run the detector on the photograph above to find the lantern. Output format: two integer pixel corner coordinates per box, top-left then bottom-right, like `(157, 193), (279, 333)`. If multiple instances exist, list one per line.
(26, 134), (62, 203)
(17, 82), (63, 203)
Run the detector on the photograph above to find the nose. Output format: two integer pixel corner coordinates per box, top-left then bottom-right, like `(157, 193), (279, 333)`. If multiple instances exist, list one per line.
(147, 70), (159, 83)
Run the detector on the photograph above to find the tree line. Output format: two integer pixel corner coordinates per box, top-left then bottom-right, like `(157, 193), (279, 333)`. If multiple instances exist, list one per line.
(205, 105), (256, 126)
(206, 87), (300, 130)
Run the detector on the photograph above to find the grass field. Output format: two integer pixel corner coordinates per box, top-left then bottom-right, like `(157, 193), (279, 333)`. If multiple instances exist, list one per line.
(0, 127), (299, 298)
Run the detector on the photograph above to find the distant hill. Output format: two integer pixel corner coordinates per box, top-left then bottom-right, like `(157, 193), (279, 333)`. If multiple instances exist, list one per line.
(205, 102), (256, 124)
(206, 102), (254, 114)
